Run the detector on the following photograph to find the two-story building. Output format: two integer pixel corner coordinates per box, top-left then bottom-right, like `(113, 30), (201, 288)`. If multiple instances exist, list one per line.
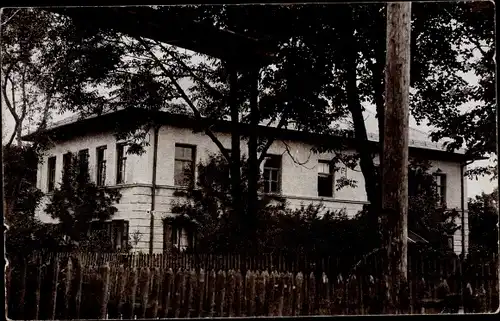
(23, 108), (470, 255)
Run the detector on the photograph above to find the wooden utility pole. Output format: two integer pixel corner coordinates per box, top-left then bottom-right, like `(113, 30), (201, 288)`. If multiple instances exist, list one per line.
(381, 2), (412, 314)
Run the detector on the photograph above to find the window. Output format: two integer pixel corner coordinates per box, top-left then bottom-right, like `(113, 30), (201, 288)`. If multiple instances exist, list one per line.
(116, 143), (127, 184)
(433, 173), (447, 206)
(165, 223), (195, 252)
(78, 149), (89, 175)
(62, 152), (72, 178)
(318, 160), (334, 197)
(47, 156), (56, 192)
(89, 220), (129, 251)
(96, 146), (107, 186)
(262, 155), (281, 193)
(174, 144), (196, 186)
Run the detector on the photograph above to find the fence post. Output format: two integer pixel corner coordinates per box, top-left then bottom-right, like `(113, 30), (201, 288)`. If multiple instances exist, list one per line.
(207, 269), (216, 317)
(308, 272), (316, 315)
(266, 270), (276, 316)
(64, 257), (73, 319)
(186, 269), (196, 318)
(215, 270), (226, 317)
(116, 265), (126, 318)
(335, 274), (346, 315)
(277, 272), (285, 316)
(162, 268), (174, 318)
(99, 262), (110, 319)
(283, 272), (293, 316)
(49, 256), (60, 320)
(227, 269), (236, 317)
(318, 272), (329, 315)
(18, 257), (27, 320)
(246, 270), (256, 316)
(196, 268), (205, 317)
(34, 256), (43, 320)
(294, 272), (304, 316)
(234, 270), (243, 317)
(172, 269), (183, 318)
(255, 270), (266, 316)
(128, 267), (138, 319)
(151, 267), (161, 318)
(74, 257), (83, 320)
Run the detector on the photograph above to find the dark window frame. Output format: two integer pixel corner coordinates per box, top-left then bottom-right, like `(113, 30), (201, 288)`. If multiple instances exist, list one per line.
(116, 143), (127, 185)
(174, 144), (196, 187)
(47, 156), (56, 192)
(89, 219), (129, 251)
(96, 145), (107, 186)
(317, 160), (334, 197)
(433, 173), (447, 207)
(62, 152), (72, 178)
(262, 154), (282, 194)
(166, 222), (195, 252)
(78, 149), (89, 175)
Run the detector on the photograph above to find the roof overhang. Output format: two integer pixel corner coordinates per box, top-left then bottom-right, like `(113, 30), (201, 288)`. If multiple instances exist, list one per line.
(21, 109), (472, 162)
(45, 6), (275, 67)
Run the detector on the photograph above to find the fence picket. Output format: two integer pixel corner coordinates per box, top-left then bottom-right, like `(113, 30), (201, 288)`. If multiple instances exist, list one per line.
(308, 272), (316, 315)
(283, 272), (293, 316)
(162, 268), (174, 318)
(100, 262), (111, 319)
(215, 270), (226, 317)
(186, 269), (197, 318)
(196, 269), (205, 317)
(226, 270), (235, 317)
(246, 270), (256, 316)
(207, 270), (216, 317)
(294, 272), (304, 316)
(6, 252), (499, 317)
(49, 257), (60, 320)
(116, 265), (126, 318)
(234, 270), (243, 317)
(64, 257), (73, 319)
(255, 269), (266, 316)
(34, 256), (43, 320)
(151, 267), (161, 318)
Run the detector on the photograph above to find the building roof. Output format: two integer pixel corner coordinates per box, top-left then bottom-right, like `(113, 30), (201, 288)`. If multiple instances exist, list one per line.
(22, 108), (468, 161)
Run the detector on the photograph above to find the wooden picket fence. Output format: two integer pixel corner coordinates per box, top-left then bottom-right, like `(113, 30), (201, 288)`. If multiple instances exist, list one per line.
(6, 252), (499, 319)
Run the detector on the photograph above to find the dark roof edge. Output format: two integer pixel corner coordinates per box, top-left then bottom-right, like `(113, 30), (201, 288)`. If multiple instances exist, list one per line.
(22, 108), (473, 160)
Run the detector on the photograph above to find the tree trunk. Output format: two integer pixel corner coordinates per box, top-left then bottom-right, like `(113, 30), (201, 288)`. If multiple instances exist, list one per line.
(228, 65), (243, 240)
(343, 8), (380, 221)
(381, 2), (411, 314)
(246, 67), (260, 253)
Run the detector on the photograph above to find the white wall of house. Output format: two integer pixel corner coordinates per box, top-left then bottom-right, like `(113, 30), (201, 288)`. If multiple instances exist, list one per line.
(34, 124), (468, 254)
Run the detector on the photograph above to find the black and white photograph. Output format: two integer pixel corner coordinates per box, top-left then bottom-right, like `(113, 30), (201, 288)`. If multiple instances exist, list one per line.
(2, 1), (498, 318)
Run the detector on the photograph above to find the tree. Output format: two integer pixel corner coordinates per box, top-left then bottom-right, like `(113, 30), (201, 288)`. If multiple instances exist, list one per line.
(1, 8), (125, 148)
(6, 4), (493, 253)
(44, 153), (122, 252)
(409, 1), (496, 178)
(468, 188), (498, 257)
(3, 144), (52, 257)
(169, 152), (286, 254)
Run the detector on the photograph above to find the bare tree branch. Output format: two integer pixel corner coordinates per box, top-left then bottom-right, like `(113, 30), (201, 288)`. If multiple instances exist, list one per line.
(1, 9), (21, 26)
(2, 64), (19, 122)
(137, 36), (231, 163)
(154, 40), (225, 101)
(258, 104), (292, 165)
(281, 140), (314, 169)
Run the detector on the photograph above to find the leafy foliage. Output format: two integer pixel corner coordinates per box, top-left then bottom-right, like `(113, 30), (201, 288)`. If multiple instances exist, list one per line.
(169, 153), (458, 257)
(468, 188), (499, 256)
(3, 145), (49, 256)
(1, 8), (125, 147)
(44, 153), (122, 251)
